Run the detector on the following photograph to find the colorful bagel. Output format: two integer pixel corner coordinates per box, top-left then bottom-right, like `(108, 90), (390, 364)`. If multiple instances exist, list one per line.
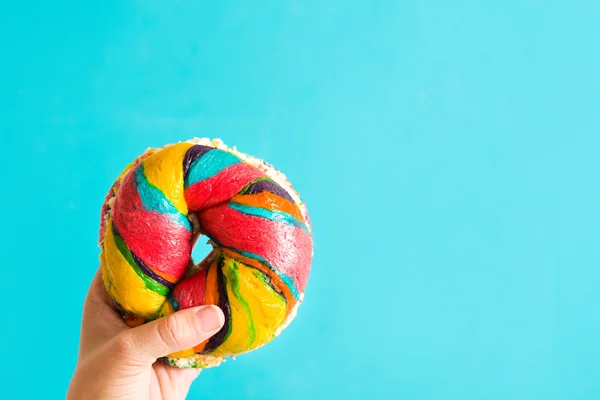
(99, 138), (313, 368)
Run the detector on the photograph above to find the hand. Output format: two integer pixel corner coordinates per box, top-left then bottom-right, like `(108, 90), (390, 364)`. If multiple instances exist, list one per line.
(67, 269), (225, 400)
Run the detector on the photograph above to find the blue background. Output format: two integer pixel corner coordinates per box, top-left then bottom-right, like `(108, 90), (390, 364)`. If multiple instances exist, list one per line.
(1, 1), (599, 399)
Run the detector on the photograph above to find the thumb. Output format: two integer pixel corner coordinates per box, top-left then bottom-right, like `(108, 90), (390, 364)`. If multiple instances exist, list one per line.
(117, 305), (225, 364)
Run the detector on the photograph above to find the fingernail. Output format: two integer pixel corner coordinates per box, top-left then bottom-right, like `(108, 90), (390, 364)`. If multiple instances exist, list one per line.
(197, 306), (224, 333)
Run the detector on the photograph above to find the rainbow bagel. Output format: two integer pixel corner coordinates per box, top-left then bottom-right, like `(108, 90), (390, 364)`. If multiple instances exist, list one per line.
(99, 138), (313, 368)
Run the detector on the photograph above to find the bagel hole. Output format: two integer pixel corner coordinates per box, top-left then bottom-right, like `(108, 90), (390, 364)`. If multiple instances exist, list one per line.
(191, 234), (214, 268)
(188, 213), (214, 272)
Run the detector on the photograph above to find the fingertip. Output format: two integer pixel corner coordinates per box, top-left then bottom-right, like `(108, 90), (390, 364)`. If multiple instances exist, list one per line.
(195, 305), (225, 334)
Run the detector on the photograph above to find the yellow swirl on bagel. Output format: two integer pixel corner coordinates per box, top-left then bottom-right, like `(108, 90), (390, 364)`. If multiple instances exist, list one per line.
(99, 138), (313, 368)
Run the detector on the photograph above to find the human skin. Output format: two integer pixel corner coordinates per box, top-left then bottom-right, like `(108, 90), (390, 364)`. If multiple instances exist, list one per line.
(67, 268), (225, 400)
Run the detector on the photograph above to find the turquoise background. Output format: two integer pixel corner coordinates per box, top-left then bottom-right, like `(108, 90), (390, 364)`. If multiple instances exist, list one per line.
(2, 1), (600, 399)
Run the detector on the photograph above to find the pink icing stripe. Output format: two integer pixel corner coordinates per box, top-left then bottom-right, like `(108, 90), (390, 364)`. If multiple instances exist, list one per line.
(199, 204), (313, 293)
(184, 163), (266, 211)
(171, 268), (208, 309)
(112, 168), (192, 279)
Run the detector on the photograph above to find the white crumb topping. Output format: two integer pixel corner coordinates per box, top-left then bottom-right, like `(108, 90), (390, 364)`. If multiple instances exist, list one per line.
(167, 354), (225, 369)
